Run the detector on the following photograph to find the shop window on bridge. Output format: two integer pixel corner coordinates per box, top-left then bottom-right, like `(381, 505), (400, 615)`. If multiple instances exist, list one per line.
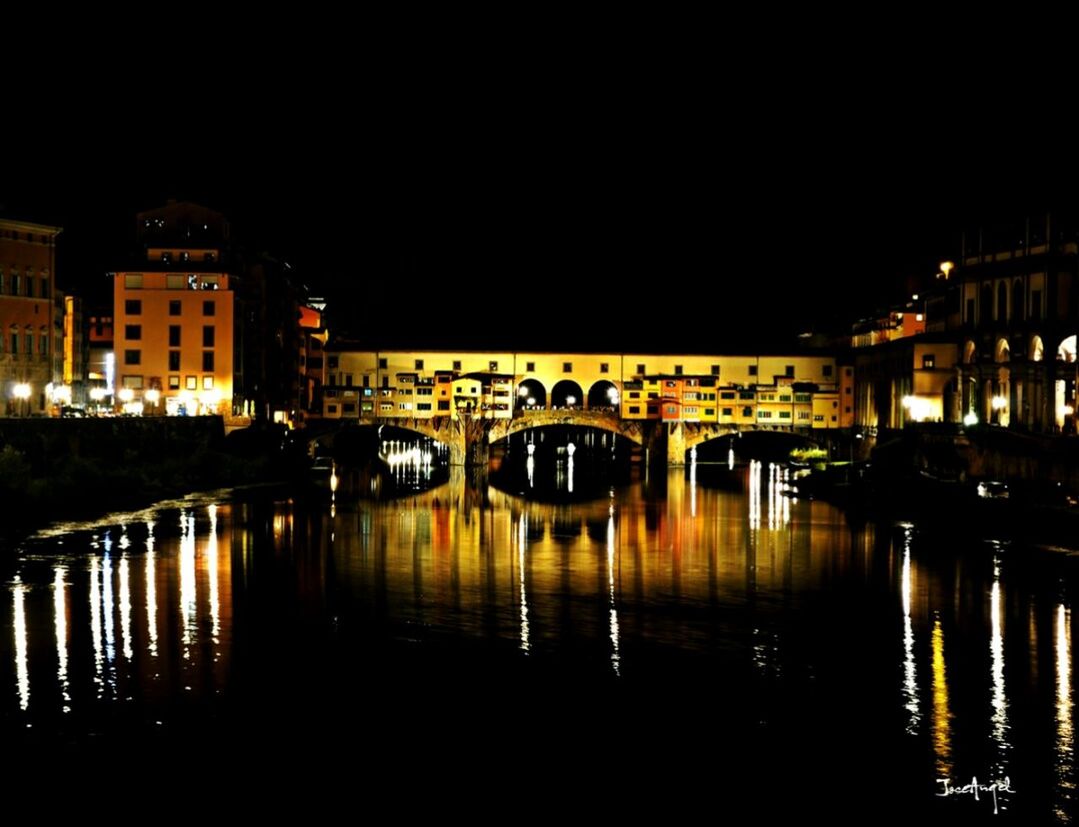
(675, 365), (683, 375)
(563, 362), (573, 372)
(327, 405), (338, 414)
(629, 406), (641, 415)
(722, 407), (733, 416)
(489, 361), (499, 371)
(705, 408), (715, 416)
(748, 365), (758, 376)
(438, 401), (450, 411)
(759, 410), (772, 418)
(637, 364), (646, 374)
(525, 361), (535, 372)
(647, 405), (658, 415)
(600, 363), (609, 373)
(779, 411), (791, 419)
(922, 354), (935, 369)
(823, 364), (833, 377)
(343, 403), (356, 414)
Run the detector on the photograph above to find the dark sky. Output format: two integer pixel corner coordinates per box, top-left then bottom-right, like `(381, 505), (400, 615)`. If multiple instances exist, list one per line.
(4, 53), (1073, 352)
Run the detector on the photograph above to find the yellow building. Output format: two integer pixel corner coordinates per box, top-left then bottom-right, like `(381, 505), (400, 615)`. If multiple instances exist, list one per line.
(315, 349), (848, 429)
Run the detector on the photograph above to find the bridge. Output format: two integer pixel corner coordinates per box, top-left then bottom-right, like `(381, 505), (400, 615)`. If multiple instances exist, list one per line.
(316, 409), (823, 467)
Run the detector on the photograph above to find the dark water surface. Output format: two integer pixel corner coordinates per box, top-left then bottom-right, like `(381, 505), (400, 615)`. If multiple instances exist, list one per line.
(3, 463), (1078, 822)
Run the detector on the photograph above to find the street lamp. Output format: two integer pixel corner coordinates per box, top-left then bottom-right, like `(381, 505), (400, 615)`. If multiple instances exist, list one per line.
(12, 383), (31, 417)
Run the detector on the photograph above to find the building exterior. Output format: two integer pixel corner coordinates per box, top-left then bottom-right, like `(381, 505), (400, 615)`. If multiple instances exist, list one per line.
(318, 349), (851, 430)
(63, 294), (88, 405)
(0, 218), (63, 415)
(112, 203), (235, 416)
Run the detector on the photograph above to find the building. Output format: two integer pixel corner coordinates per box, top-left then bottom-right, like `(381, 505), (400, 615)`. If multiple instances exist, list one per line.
(317, 349), (849, 429)
(63, 294), (88, 405)
(112, 203), (236, 416)
(0, 218), (63, 415)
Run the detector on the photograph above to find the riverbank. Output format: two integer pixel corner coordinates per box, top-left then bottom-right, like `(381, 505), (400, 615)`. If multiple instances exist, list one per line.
(0, 417), (310, 548)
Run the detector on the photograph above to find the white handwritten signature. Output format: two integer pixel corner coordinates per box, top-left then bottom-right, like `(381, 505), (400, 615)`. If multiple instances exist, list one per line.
(937, 776), (1014, 815)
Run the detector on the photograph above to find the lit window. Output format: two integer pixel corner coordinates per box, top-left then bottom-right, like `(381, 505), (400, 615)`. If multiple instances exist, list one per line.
(202, 376), (214, 390)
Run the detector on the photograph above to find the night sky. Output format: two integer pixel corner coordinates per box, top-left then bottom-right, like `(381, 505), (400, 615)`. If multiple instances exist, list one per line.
(4, 57), (1073, 353)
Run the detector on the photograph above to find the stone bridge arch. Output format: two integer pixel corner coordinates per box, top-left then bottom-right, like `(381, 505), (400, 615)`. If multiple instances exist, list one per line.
(487, 410), (645, 446)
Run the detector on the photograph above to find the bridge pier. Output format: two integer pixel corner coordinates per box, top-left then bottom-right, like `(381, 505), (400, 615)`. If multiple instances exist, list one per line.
(666, 422), (687, 466)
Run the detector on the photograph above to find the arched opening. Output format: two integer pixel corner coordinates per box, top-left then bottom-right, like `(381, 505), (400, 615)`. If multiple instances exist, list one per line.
(980, 283), (993, 325)
(550, 379), (584, 409)
(997, 281), (1008, 323)
(1012, 280), (1025, 322)
(963, 340), (977, 364)
(1030, 335), (1044, 362)
(587, 380), (619, 411)
(1058, 335), (1076, 363)
(516, 378), (547, 411)
(995, 338), (1010, 363)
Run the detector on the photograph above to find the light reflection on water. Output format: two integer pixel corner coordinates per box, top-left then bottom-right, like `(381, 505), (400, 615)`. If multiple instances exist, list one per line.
(1, 466), (1078, 818)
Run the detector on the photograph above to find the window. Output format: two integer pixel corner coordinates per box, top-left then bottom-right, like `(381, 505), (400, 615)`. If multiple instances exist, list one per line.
(39, 278), (49, 299)
(327, 404), (338, 415)
(417, 403), (431, 411)
(125, 349), (141, 365)
(647, 405), (659, 415)
(722, 407), (733, 416)
(845, 406), (852, 413)
(489, 361), (498, 371)
(711, 365), (720, 376)
(12, 273), (20, 295)
(666, 406), (677, 415)
(203, 326), (215, 347)
(345, 375), (354, 387)
(161, 251), (172, 263)
(415, 359), (424, 370)
(122, 375), (143, 389)
(124, 274), (143, 289)
(453, 360), (462, 371)
(674, 365), (683, 375)
(846, 387), (852, 395)
(823, 364), (833, 377)
(629, 405), (641, 414)
(779, 411), (791, 419)
(629, 391), (640, 399)
(563, 362), (573, 372)
(186, 376), (198, 390)
(125, 300), (142, 315)
(705, 408), (715, 416)
(169, 325), (181, 346)
(525, 361), (535, 372)
(721, 391), (735, 399)
(438, 400), (450, 411)
(785, 365), (794, 378)
(362, 374), (370, 387)
(759, 411), (772, 419)
(379, 358), (388, 370)
(125, 325), (141, 340)
(600, 363), (609, 374)
(169, 351), (181, 371)
(328, 374), (337, 387)
(202, 352), (214, 371)
(742, 406), (753, 417)
(203, 376), (214, 390)
(922, 354), (936, 369)
(636, 364), (646, 374)
(202, 300), (215, 316)
(169, 376), (181, 390)
(748, 364), (758, 376)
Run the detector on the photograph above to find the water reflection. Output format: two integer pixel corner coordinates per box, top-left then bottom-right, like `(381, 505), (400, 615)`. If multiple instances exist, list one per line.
(2, 467), (1079, 819)
(901, 528), (920, 734)
(53, 567), (70, 712)
(1057, 603), (1074, 819)
(990, 555), (1010, 777)
(931, 616), (952, 777)
(12, 576), (28, 712)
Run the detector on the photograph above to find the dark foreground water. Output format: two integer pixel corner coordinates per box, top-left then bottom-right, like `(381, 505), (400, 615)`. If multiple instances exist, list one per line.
(3, 462), (1079, 822)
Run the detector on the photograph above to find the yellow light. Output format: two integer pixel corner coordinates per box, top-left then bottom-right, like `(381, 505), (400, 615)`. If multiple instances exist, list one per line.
(90, 387), (107, 402)
(118, 388), (134, 403)
(145, 389), (161, 404)
(13, 383), (31, 400)
(940, 261), (954, 277)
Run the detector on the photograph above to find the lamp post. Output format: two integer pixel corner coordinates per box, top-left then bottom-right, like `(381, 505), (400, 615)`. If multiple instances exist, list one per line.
(12, 382), (31, 417)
